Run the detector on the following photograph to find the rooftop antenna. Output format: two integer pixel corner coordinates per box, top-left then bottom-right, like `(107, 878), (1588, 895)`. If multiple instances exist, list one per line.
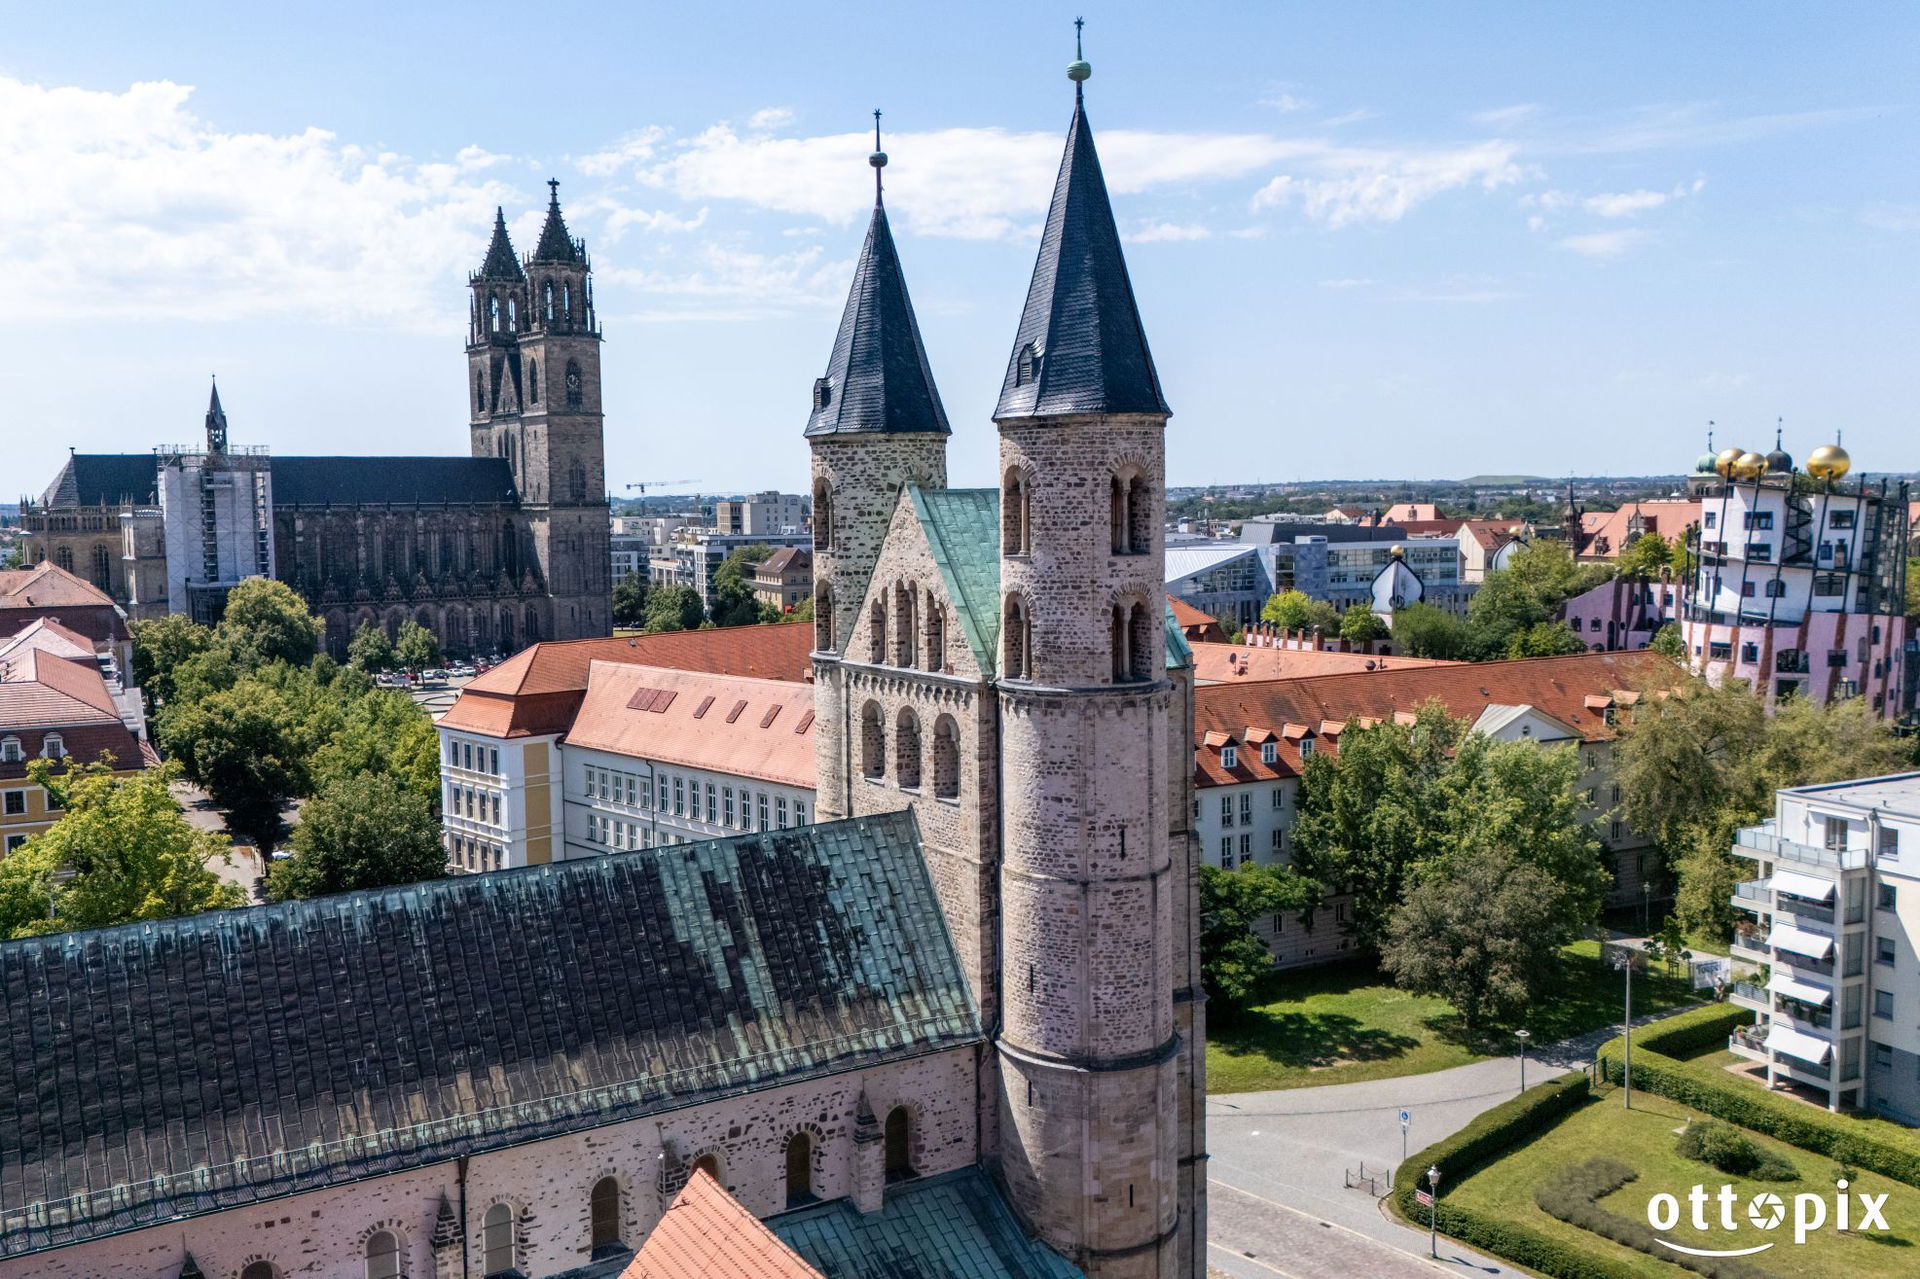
(869, 109), (886, 206)
(1068, 17), (1092, 100)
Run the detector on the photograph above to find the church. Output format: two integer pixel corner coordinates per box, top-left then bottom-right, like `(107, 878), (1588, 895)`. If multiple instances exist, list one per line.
(0, 49), (1207, 1279)
(18, 187), (612, 658)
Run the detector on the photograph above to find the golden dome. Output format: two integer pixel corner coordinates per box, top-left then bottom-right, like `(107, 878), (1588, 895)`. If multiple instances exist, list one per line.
(1733, 451), (1766, 479)
(1806, 443), (1852, 481)
(1714, 447), (1743, 478)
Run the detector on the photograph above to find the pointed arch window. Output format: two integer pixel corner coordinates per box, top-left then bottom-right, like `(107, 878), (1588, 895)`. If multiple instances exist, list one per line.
(365, 1230), (400, 1279)
(589, 1177), (622, 1254)
(506, 296), (517, 332)
(812, 479), (834, 551)
(893, 583), (917, 667)
(925, 595), (945, 670)
(1002, 469), (1028, 555)
(895, 708), (922, 789)
(861, 701), (885, 779)
(785, 1132), (815, 1208)
(54, 546), (73, 574)
(475, 370), (486, 413)
(482, 1203), (516, 1277)
(544, 280), (555, 322)
(488, 295), (500, 333)
(1003, 595), (1031, 680)
(932, 715), (960, 799)
(869, 599), (888, 664)
(528, 359), (539, 404)
(814, 582), (834, 651)
(563, 282), (572, 321)
(1130, 601), (1156, 681)
(885, 1107), (915, 1182)
(90, 545), (112, 591)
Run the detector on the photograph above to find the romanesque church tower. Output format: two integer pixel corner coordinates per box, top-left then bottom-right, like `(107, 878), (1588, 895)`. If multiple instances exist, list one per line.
(467, 185), (611, 642)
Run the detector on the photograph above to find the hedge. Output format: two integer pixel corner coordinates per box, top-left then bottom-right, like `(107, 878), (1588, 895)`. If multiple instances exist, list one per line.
(1597, 1011), (1920, 1188)
(1390, 1074), (1649, 1279)
(1633, 1002), (1752, 1059)
(1536, 1158), (1783, 1279)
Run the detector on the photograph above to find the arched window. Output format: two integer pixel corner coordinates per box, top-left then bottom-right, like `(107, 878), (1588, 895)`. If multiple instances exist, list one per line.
(488, 295), (500, 333)
(1127, 473), (1152, 554)
(691, 1153), (722, 1183)
(869, 599), (888, 664)
(1111, 605), (1131, 682)
(1003, 596), (1030, 680)
(54, 546), (73, 573)
(241, 1264), (276, 1279)
(885, 1107), (915, 1182)
(544, 281), (555, 321)
(525, 606), (540, 642)
(506, 296), (517, 332)
(861, 702), (885, 779)
(812, 479), (834, 551)
(563, 282), (572, 320)
(475, 371), (486, 413)
(565, 360), (584, 407)
(482, 1203), (516, 1276)
(1110, 474), (1128, 555)
(932, 715), (960, 799)
(366, 1230), (400, 1279)
(1130, 602), (1156, 681)
(813, 583), (833, 651)
(1002, 469), (1028, 555)
(569, 461), (588, 503)
(527, 359), (539, 404)
(925, 596), (945, 670)
(895, 709), (922, 789)
(893, 583), (917, 667)
(90, 545), (112, 591)
(785, 1132), (814, 1208)
(589, 1177), (622, 1253)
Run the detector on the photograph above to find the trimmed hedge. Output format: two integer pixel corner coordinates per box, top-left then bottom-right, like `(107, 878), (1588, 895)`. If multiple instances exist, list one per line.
(1598, 1012), (1920, 1188)
(1535, 1158), (1783, 1279)
(1633, 1002), (1753, 1058)
(1391, 1074), (1649, 1279)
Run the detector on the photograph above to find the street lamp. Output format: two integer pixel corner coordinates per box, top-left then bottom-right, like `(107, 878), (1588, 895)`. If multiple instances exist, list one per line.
(1516, 1028), (1532, 1092)
(1612, 950), (1635, 1110)
(1427, 1165), (1442, 1257)
(1642, 881), (1652, 934)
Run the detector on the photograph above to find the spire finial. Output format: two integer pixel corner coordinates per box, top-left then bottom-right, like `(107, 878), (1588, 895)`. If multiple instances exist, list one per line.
(1707, 420), (1714, 450)
(869, 109), (887, 206)
(1068, 17), (1092, 95)
(548, 178), (560, 205)
(1775, 416), (1784, 448)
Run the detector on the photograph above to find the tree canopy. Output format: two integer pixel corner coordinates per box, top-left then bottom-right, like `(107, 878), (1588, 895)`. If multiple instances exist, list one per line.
(393, 620), (443, 670)
(612, 575), (649, 628)
(1198, 862), (1318, 1007)
(643, 584), (707, 633)
(1339, 608), (1388, 644)
(1464, 540), (1609, 659)
(1261, 590), (1339, 636)
(346, 621), (397, 673)
(1386, 602), (1472, 660)
(710, 544), (779, 627)
(269, 772), (447, 901)
(214, 578), (324, 667)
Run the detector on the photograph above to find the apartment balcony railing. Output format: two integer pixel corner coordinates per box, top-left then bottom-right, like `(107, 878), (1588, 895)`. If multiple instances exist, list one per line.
(1776, 999), (1834, 1031)
(1732, 878), (1772, 906)
(1728, 981), (1768, 1006)
(1775, 894), (1836, 926)
(1733, 821), (1871, 871)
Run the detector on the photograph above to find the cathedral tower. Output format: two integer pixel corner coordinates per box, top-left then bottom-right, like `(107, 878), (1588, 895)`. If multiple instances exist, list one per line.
(806, 118), (952, 815)
(466, 187), (610, 641)
(991, 40), (1198, 1278)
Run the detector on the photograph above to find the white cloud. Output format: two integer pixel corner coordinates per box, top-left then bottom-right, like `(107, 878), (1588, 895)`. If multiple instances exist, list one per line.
(1557, 228), (1654, 259)
(595, 241), (848, 309)
(747, 107), (795, 131)
(0, 76), (519, 329)
(1584, 189), (1669, 217)
(1863, 201), (1920, 231)
(574, 127), (669, 177)
(602, 206), (710, 240)
(1125, 220), (1211, 243)
(1251, 141), (1523, 227)
(1471, 103), (1542, 126)
(1261, 93), (1311, 113)
(1317, 109), (1381, 127)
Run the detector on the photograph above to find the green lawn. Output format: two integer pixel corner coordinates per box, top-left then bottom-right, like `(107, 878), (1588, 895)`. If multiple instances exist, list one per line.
(1450, 1090), (1915, 1278)
(1206, 939), (1702, 1093)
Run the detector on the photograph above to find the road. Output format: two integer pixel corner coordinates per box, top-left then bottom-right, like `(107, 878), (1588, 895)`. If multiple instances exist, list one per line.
(1205, 1010), (1692, 1278)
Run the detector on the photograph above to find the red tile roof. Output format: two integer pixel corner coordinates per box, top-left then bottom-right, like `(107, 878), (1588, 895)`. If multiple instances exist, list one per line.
(0, 648), (147, 780)
(1192, 650), (1678, 788)
(568, 663), (816, 786)
(1165, 595), (1229, 643)
(1189, 641), (1454, 684)
(622, 1169), (822, 1279)
(1458, 518), (1529, 551)
(1575, 501), (1700, 558)
(0, 618), (99, 665)
(442, 624), (814, 740)
(0, 564), (127, 647)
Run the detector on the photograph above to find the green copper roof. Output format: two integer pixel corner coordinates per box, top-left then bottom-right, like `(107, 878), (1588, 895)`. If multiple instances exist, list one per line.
(910, 486), (1003, 675)
(1164, 599), (1193, 670)
(773, 1167), (1085, 1279)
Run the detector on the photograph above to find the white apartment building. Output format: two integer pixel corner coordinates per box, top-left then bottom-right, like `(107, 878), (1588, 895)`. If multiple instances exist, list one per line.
(1728, 772), (1920, 1122)
(714, 491), (809, 537)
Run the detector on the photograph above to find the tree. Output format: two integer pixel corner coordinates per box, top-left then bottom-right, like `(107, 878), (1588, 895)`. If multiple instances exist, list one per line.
(1649, 623), (1685, 660)
(710, 544), (775, 628)
(1505, 620), (1586, 659)
(643, 585), (706, 634)
(1339, 609), (1388, 644)
(346, 622), (397, 673)
(157, 674), (308, 855)
(131, 614), (214, 706)
(1388, 602), (1472, 660)
(1261, 590), (1339, 635)
(215, 578), (323, 667)
(1380, 845), (1568, 1030)
(393, 620), (443, 671)
(1614, 532), (1673, 581)
(0, 760), (243, 939)
(1198, 862), (1318, 1008)
(611, 575), (649, 628)
(269, 773), (447, 900)
(309, 689), (442, 814)
(1466, 540), (1608, 659)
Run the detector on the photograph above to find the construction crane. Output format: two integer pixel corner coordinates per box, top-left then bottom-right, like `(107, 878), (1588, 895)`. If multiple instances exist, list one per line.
(621, 480), (697, 494)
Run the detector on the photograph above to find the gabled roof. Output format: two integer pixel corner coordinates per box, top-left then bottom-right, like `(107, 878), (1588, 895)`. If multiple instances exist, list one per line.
(1165, 543), (1260, 582)
(805, 204), (950, 438)
(270, 457), (519, 506)
(36, 454), (158, 509)
(1189, 641), (1453, 685)
(476, 207), (525, 281)
(0, 810), (981, 1258)
(0, 647), (121, 725)
(0, 617), (99, 666)
(531, 183), (585, 264)
(908, 487), (1001, 672)
(0, 563), (119, 615)
(772, 1167), (1085, 1279)
(568, 663), (816, 788)
(994, 96), (1167, 421)
(624, 1169), (821, 1279)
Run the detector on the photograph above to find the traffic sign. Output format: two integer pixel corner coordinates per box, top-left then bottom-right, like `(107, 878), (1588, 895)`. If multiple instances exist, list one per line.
(1399, 1110), (1410, 1127)
(1415, 1189), (1434, 1208)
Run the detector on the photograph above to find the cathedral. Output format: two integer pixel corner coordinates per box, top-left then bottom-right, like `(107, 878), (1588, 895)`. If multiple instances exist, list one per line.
(19, 188), (611, 657)
(0, 48), (1205, 1279)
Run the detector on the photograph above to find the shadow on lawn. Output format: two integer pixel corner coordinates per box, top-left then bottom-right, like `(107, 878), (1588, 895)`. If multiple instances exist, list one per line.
(1860, 1234), (1913, 1248)
(1420, 949), (1703, 1054)
(1211, 1009), (1421, 1068)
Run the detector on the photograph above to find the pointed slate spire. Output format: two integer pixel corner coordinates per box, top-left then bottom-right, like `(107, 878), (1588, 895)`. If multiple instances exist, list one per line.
(804, 114), (951, 438)
(994, 29), (1168, 421)
(532, 179), (584, 264)
(178, 1252), (205, 1279)
(205, 377), (228, 453)
(477, 207), (525, 280)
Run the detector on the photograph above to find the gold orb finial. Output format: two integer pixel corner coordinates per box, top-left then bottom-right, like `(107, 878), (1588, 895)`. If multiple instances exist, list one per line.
(1714, 447), (1743, 478)
(1806, 442), (1852, 481)
(1733, 451), (1766, 479)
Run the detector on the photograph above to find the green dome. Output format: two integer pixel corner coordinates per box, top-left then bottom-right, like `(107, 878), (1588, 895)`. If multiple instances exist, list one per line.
(1694, 452), (1718, 473)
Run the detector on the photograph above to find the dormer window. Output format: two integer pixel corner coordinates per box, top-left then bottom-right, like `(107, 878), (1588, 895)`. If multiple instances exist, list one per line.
(813, 378), (833, 410)
(1015, 343), (1039, 387)
(1299, 739), (1315, 757)
(1220, 745), (1237, 769)
(41, 735), (65, 761)
(0, 738), (20, 764)
(1260, 741), (1277, 765)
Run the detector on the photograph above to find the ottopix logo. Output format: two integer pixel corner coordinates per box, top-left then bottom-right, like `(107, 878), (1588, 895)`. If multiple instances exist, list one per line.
(1646, 1181), (1889, 1256)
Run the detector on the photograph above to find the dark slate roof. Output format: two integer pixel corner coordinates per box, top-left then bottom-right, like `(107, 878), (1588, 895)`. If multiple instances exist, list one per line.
(477, 207), (525, 280)
(0, 811), (980, 1258)
(772, 1168), (1084, 1279)
(909, 487), (1000, 674)
(37, 455), (158, 508)
(532, 184), (585, 264)
(804, 203), (950, 438)
(269, 457), (519, 506)
(993, 98), (1169, 421)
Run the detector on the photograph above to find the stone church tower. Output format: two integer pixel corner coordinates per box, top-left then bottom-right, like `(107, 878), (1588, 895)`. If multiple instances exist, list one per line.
(466, 184), (611, 641)
(806, 49), (1205, 1279)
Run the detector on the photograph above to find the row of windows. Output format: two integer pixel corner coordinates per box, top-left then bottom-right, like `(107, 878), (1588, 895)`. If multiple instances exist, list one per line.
(859, 704), (961, 797)
(584, 764), (808, 832)
(0, 735), (64, 764)
(449, 784), (502, 827)
(449, 835), (504, 873)
(1217, 828), (1289, 867)
(1213, 786), (1288, 826)
(447, 738), (501, 776)
(1217, 742), (1284, 770)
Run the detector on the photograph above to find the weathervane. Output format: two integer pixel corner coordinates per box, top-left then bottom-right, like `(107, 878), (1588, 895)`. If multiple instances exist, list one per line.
(1068, 17), (1092, 97)
(869, 109), (887, 205)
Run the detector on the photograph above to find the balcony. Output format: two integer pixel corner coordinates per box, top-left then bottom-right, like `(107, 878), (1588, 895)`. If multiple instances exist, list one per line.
(1730, 928), (1770, 962)
(1775, 894), (1836, 926)
(1729, 1025), (1769, 1063)
(1732, 878), (1772, 907)
(1728, 981), (1769, 1011)
(1733, 821), (1870, 871)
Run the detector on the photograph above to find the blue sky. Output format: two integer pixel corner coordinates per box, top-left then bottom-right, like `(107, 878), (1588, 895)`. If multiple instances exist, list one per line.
(3, 2), (1916, 495)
